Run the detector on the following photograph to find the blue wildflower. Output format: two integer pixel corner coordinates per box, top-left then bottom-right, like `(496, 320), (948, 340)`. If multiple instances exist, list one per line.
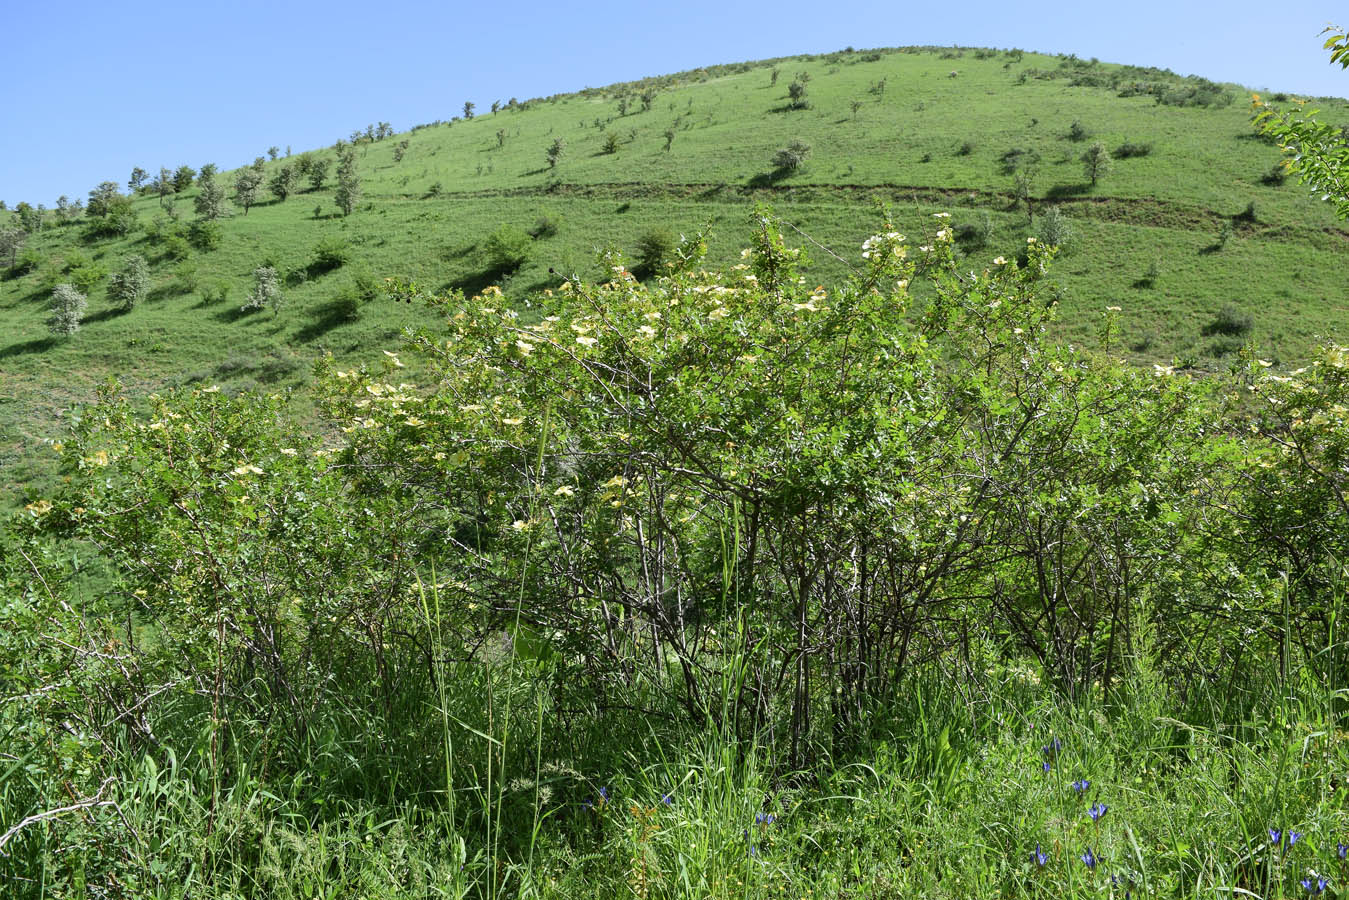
(598, 786), (610, 802)
(1080, 847), (1099, 869)
(1291, 831), (1304, 847)
(1088, 803), (1109, 822)
(1301, 876), (1328, 894)
(1033, 843), (1048, 866)
(1271, 829), (1282, 845)
(1071, 779), (1090, 794)
(1042, 761), (1052, 774)
(1338, 842), (1347, 860)
(661, 793), (674, 806)
(755, 812), (776, 826)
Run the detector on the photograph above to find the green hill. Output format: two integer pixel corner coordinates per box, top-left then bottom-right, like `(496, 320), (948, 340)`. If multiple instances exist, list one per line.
(2, 44), (1346, 506)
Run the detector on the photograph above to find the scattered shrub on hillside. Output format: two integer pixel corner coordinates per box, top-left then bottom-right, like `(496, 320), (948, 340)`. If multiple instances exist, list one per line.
(194, 171), (228, 221)
(772, 140), (812, 172)
(0, 225), (25, 269)
(334, 153), (361, 217)
(1036, 205), (1074, 250)
(269, 165), (297, 203)
(955, 212), (995, 249)
(663, 128), (676, 152)
(635, 226), (678, 276)
(174, 261), (199, 295)
(602, 131), (621, 155)
(107, 254), (149, 311)
(1261, 162), (1288, 186)
(999, 147), (1039, 174)
(189, 220), (222, 251)
(162, 235), (191, 262)
(201, 279), (230, 305)
(546, 138), (565, 169)
(234, 170), (263, 215)
(83, 183), (137, 238)
(1081, 141), (1113, 187)
(787, 80), (810, 109)
(334, 263), (381, 320)
(528, 214), (560, 239)
(770, 67), (779, 86)
(311, 236), (351, 273)
(307, 158), (331, 192)
(956, 140), (975, 156)
(1068, 119), (1089, 141)
(1203, 304), (1253, 337)
(46, 283), (87, 335)
(241, 265), (283, 314)
(483, 224), (531, 272)
(69, 263), (107, 295)
(1114, 141), (1153, 158)
(172, 165), (196, 192)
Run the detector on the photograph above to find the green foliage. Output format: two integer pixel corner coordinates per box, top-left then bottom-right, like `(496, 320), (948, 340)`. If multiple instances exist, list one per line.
(1068, 118), (1088, 141)
(334, 153), (361, 216)
(483, 223), (531, 272)
(162, 233), (191, 261)
(1036, 205), (1074, 249)
(193, 171), (227, 221)
(307, 157), (331, 192)
(546, 137), (565, 168)
(83, 183), (137, 238)
(172, 164), (196, 192)
(601, 131), (621, 154)
(787, 79), (810, 109)
(234, 169), (263, 214)
(1203, 303), (1253, 337)
(188, 219), (222, 251)
(310, 235), (351, 273)
(68, 261), (107, 294)
(242, 265), (283, 313)
(269, 164), (297, 202)
(1114, 140), (1153, 158)
(771, 139), (811, 172)
(107, 254), (149, 311)
(46, 283), (87, 334)
(1081, 140), (1113, 186)
(634, 225), (677, 275)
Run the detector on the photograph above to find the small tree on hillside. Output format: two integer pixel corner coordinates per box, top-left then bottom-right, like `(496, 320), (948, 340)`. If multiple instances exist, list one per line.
(241, 265), (282, 314)
(1036, 205), (1074, 250)
(129, 167), (149, 192)
(1013, 167), (1036, 222)
(307, 158), (331, 192)
(55, 195), (82, 224)
(47, 283), (87, 335)
(1081, 141), (1113, 187)
(788, 80), (810, 109)
(156, 167), (174, 208)
(234, 169), (262, 214)
(334, 154), (361, 216)
(463, 101), (475, 119)
(602, 131), (621, 154)
(107, 254), (149, 311)
(663, 128), (676, 152)
(546, 137), (565, 169)
(269, 165), (297, 202)
(0, 226), (24, 267)
(173, 165), (196, 192)
(773, 140), (811, 172)
(194, 170), (227, 220)
(267, 146), (280, 161)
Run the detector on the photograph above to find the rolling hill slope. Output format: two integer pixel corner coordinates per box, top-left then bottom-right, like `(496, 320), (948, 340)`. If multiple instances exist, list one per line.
(1, 44), (1346, 506)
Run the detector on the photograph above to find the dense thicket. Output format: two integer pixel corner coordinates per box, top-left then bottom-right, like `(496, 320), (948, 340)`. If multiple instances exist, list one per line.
(1, 205), (1346, 894)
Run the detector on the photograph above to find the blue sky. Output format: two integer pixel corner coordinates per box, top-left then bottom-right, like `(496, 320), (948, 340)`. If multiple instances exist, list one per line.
(4, 0), (1346, 204)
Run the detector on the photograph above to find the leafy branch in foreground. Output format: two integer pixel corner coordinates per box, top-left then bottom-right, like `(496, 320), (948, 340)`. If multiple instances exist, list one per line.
(1252, 26), (1349, 217)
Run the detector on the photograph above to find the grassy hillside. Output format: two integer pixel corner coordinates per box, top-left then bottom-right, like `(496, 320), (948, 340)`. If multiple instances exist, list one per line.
(2, 45), (1347, 507)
